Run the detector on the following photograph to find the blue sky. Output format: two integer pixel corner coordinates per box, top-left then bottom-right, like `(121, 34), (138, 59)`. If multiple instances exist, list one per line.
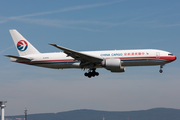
(0, 0), (180, 116)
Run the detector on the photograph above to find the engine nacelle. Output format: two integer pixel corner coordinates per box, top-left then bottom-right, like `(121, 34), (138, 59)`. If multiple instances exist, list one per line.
(101, 59), (125, 72)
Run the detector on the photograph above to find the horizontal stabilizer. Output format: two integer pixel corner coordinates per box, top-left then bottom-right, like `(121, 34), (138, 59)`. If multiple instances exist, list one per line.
(4, 55), (32, 61)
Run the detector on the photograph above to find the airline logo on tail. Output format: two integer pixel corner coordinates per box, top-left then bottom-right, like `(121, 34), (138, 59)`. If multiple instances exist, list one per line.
(17, 40), (28, 51)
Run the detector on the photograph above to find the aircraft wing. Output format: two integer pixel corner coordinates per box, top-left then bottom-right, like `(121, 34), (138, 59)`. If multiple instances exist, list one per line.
(49, 43), (103, 65)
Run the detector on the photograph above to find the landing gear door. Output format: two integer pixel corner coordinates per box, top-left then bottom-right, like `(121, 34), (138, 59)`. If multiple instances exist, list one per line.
(156, 52), (160, 59)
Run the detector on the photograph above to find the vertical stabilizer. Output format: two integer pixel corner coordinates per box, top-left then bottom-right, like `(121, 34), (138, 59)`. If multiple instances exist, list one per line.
(9, 29), (40, 56)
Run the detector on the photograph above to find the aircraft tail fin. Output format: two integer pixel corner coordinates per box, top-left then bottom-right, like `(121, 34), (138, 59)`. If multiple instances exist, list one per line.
(9, 29), (40, 56)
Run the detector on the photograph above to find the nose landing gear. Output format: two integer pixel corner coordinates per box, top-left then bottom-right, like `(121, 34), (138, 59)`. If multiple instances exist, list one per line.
(159, 65), (164, 73)
(84, 69), (99, 78)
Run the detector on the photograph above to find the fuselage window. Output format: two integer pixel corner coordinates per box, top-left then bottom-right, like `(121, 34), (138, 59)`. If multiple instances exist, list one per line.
(168, 54), (173, 56)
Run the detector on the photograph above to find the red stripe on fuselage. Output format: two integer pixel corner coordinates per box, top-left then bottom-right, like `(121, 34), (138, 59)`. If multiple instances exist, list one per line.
(19, 59), (75, 64)
(105, 56), (176, 62)
(19, 56), (176, 64)
(30, 59), (74, 63)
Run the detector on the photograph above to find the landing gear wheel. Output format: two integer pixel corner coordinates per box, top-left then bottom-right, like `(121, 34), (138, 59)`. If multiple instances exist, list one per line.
(159, 69), (163, 73)
(95, 72), (99, 76)
(84, 69), (99, 78)
(88, 74), (91, 78)
(84, 72), (88, 76)
(159, 65), (164, 73)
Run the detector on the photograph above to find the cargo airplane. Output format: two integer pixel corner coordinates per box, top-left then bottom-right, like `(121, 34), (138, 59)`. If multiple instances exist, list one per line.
(5, 29), (176, 78)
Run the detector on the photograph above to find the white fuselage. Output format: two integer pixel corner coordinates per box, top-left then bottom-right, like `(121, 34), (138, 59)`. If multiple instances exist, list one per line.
(11, 49), (176, 69)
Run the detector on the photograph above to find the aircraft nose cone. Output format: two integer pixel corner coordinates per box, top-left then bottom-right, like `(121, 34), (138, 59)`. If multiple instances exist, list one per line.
(167, 56), (177, 62)
(172, 56), (177, 61)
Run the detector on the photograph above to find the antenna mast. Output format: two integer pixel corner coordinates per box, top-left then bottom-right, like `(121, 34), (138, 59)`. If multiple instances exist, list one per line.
(24, 108), (27, 120)
(102, 115), (105, 120)
(0, 101), (7, 120)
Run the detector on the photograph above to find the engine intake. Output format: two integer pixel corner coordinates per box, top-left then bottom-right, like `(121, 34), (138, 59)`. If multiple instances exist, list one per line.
(102, 59), (125, 72)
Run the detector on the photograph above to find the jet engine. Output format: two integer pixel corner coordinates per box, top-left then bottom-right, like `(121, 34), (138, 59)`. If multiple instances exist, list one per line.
(101, 59), (125, 72)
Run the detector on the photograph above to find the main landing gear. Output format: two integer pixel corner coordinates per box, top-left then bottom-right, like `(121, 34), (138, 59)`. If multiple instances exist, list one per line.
(84, 69), (99, 78)
(159, 65), (164, 73)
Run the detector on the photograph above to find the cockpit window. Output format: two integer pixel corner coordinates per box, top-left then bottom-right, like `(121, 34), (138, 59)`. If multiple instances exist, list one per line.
(168, 54), (173, 56)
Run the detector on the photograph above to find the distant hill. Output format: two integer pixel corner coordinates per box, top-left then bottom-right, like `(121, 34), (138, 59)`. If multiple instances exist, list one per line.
(4, 108), (180, 120)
